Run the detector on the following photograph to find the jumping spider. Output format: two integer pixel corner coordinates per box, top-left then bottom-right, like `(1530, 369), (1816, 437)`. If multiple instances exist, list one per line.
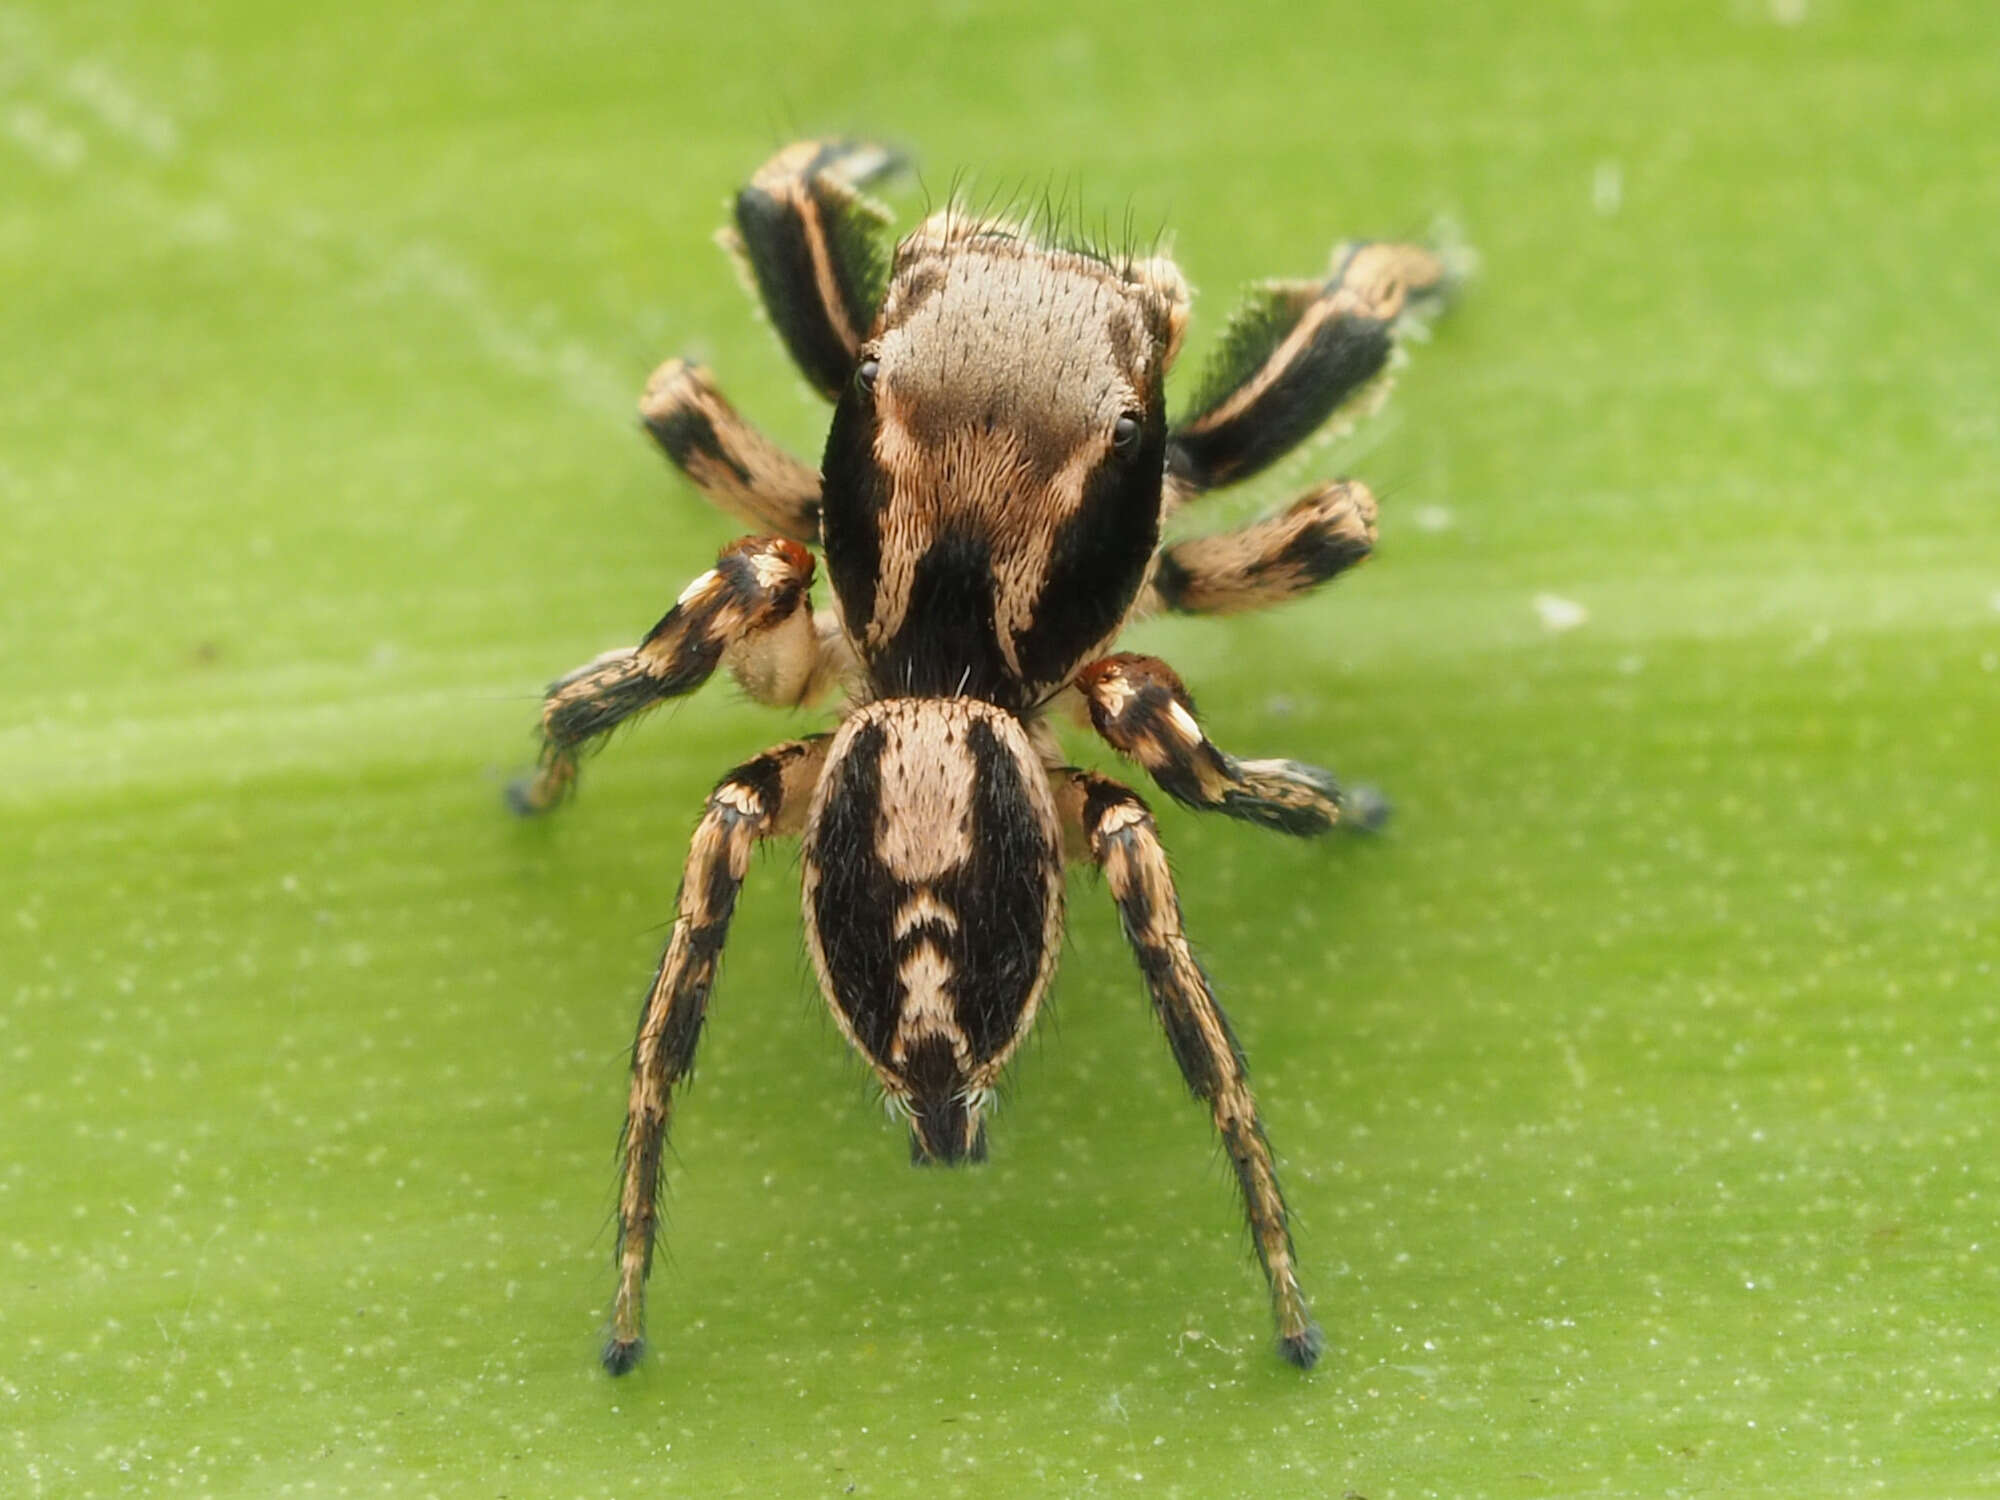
(509, 140), (1457, 1373)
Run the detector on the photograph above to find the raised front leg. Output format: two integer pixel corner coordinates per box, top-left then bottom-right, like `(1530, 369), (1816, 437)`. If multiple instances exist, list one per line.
(507, 536), (822, 815)
(1145, 478), (1378, 617)
(722, 139), (903, 400)
(605, 736), (831, 1374)
(639, 360), (822, 543)
(1055, 770), (1322, 1368)
(1073, 654), (1345, 836)
(1168, 240), (1454, 496)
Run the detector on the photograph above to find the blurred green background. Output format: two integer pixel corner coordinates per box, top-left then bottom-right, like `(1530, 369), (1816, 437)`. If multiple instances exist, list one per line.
(3, 0), (1995, 1495)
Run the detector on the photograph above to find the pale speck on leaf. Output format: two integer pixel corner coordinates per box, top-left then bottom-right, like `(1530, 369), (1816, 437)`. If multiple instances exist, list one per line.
(1592, 161), (1623, 217)
(1533, 593), (1590, 633)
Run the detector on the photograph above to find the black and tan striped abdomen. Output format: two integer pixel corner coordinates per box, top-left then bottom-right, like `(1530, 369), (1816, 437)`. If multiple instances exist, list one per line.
(800, 697), (1064, 1162)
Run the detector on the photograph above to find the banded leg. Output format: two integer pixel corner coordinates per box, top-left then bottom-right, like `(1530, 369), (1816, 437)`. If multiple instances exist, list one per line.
(1168, 239), (1454, 497)
(1145, 478), (1378, 617)
(722, 139), (903, 400)
(606, 736), (830, 1374)
(639, 360), (822, 543)
(1074, 654), (1345, 836)
(506, 536), (819, 815)
(1056, 770), (1321, 1367)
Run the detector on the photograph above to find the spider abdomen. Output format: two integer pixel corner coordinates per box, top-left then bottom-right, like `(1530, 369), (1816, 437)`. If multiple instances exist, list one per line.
(801, 697), (1064, 1162)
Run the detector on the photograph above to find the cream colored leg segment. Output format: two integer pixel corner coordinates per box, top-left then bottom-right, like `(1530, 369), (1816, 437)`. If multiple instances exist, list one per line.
(604, 735), (829, 1375)
(507, 536), (819, 816)
(1055, 768), (1323, 1367)
(639, 360), (823, 543)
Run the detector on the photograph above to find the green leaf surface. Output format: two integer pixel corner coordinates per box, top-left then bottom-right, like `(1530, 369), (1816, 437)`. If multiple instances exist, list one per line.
(4, 1), (1996, 1495)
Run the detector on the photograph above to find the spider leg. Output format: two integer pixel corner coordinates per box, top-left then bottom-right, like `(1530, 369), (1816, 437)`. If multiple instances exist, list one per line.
(604, 735), (831, 1375)
(1167, 240), (1454, 499)
(1139, 478), (1377, 618)
(1054, 769), (1321, 1367)
(1073, 654), (1347, 836)
(507, 536), (829, 815)
(723, 138), (903, 400)
(639, 359), (822, 543)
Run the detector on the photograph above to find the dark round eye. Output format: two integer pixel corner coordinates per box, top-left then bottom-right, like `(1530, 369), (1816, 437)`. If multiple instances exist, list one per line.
(1112, 412), (1143, 455)
(855, 358), (880, 395)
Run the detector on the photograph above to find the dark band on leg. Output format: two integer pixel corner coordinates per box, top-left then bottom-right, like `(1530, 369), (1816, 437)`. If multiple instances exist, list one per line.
(1058, 770), (1321, 1366)
(509, 537), (815, 814)
(1074, 654), (1343, 836)
(639, 360), (822, 542)
(1168, 238), (1450, 493)
(724, 140), (903, 400)
(604, 736), (829, 1373)
(1152, 480), (1378, 617)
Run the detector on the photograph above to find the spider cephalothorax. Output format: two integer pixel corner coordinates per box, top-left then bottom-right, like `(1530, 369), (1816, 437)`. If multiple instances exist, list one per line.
(509, 139), (1458, 1374)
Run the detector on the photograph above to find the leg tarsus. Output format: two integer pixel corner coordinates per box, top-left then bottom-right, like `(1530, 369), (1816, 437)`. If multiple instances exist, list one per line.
(1224, 757), (1345, 837)
(1339, 782), (1393, 834)
(507, 759), (576, 818)
(1278, 1321), (1326, 1369)
(1331, 238), (1460, 327)
(601, 1334), (645, 1377)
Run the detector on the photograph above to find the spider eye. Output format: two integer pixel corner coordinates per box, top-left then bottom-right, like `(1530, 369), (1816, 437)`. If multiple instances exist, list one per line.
(1112, 412), (1143, 456)
(855, 358), (880, 395)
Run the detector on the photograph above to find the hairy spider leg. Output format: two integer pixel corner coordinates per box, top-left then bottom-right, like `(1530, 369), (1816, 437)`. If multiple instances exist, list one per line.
(636, 139), (904, 539)
(638, 360), (824, 544)
(1141, 478), (1378, 618)
(1166, 240), (1454, 499)
(605, 736), (830, 1374)
(508, 536), (828, 814)
(1057, 769), (1323, 1367)
(722, 138), (905, 400)
(1074, 653), (1348, 836)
